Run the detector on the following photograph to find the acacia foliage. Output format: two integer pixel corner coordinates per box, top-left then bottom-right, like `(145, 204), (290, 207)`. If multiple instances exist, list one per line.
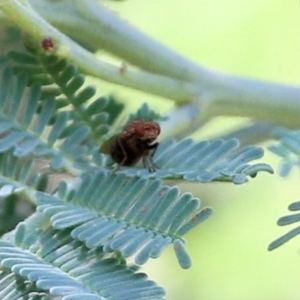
(0, 50), (273, 299)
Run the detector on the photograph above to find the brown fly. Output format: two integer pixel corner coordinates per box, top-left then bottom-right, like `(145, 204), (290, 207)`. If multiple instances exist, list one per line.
(100, 119), (161, 172)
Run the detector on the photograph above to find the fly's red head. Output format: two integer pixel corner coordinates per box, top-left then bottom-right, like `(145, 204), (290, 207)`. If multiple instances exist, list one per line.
(126, 120), (160, 142)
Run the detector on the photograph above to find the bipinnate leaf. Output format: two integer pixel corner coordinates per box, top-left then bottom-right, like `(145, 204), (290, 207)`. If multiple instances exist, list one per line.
(0, 220), (165, 300)
(0, 66), (109, 173)
(111, 138), (273, 184)
(9, 51), (113, 140)
(36, 171), (213, 268)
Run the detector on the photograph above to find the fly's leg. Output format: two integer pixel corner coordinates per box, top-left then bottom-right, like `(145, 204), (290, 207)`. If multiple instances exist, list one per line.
(143, 156), (156, 172)
(117, 138), (128, 167)
(143, 142), (159, 172)
(148, 142), (159, 157)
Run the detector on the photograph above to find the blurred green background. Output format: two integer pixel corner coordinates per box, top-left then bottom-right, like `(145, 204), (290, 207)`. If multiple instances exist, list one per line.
(105, 1), (300, 299)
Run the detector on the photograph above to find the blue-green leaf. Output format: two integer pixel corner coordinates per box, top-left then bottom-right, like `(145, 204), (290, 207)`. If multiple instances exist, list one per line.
(36, 171), (212, 268)
(0, 221), (165, 300)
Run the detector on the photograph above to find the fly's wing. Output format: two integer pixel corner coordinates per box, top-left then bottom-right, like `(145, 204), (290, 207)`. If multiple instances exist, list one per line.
(100, 135), (119, 154)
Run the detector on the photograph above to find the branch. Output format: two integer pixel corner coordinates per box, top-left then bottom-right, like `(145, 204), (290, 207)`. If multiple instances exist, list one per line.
(1, 0), (300, 128)
(0, 0), (198, 104)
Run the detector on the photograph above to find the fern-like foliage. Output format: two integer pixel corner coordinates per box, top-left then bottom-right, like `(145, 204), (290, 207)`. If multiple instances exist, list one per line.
(268, 200), (300, 251)
(0, 65), (108, 172)
(36, 171), (213, 269)
(0, 217), (165, 300)
(0, 45), (275, 299)
(108, 138), (274, 184)
(8, 51), (115, 141)
(268, 128), (300, 176)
